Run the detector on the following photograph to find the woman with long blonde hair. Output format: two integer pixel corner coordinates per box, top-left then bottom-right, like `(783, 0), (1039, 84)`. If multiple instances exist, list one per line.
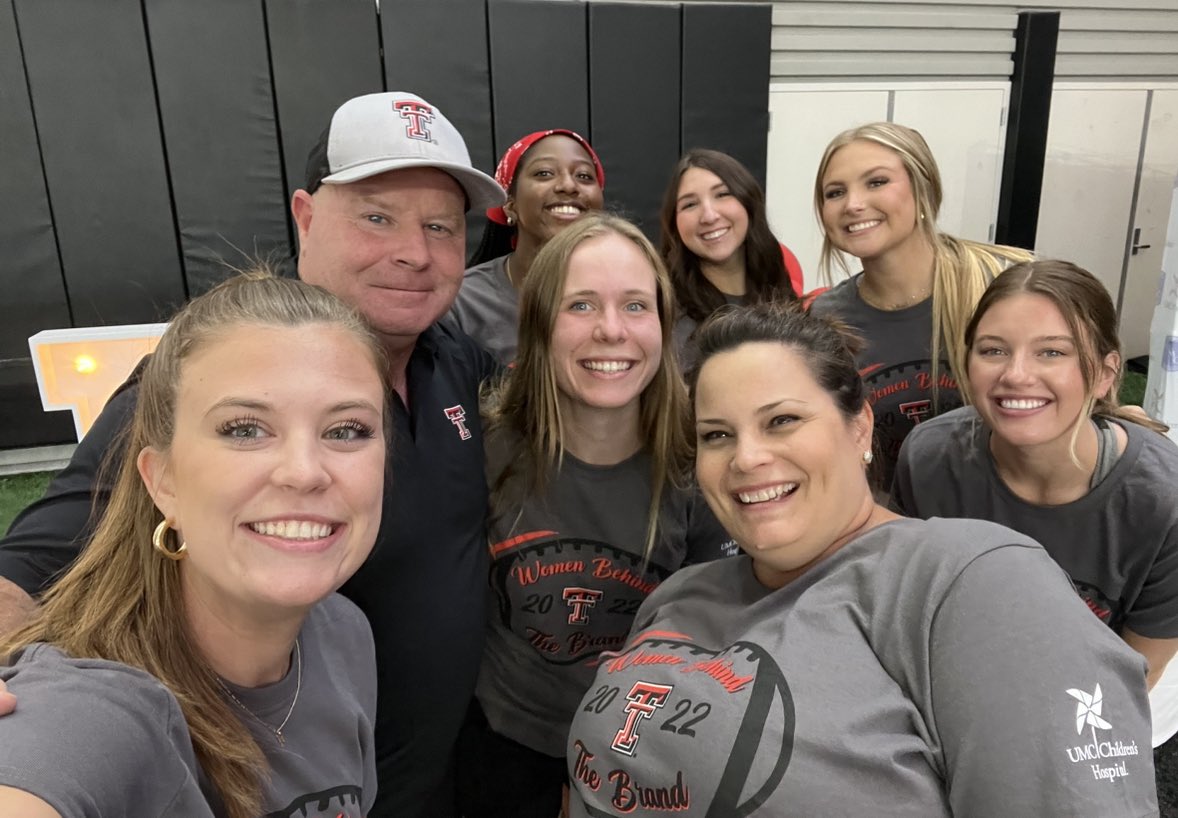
(810, 122), (1032, 488)
(456, 213), (729, 817)
(0, 273), (386, 818)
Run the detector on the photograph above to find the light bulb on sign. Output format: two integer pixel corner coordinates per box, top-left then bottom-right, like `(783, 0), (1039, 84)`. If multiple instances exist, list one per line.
(30, 323), (168, 440)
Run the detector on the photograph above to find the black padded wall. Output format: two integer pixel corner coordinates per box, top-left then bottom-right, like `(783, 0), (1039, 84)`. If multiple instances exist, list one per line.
(267, 0), (384, 207)
(2, 0), (782, 451)
(681, 2), (772, 188)
(144, 0), (290, 295)
(0, 0), (75, 448)
(589, 2), (681, 238)
(382, 0), (493, 249)
(488, 0), (589, 158)
(13, 0), (184, 327)
(995, 11), (1060, 251)
(0, 0), (69, 349)
(382, 0), (493, 177)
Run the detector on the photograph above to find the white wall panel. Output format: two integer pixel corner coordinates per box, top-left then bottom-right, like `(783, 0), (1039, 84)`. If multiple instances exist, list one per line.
(1035, 88), (1147, 310)
(891, 87), (1008, 243)
(1121, 89), (1178, 358)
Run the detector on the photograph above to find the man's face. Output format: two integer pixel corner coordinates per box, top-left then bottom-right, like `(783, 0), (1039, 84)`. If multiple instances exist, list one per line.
(292, 166), (467, 348)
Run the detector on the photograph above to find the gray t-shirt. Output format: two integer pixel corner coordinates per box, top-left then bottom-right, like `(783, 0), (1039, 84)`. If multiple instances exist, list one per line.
(893, 406), (1178, 638)
(810, 275), (962, 488)
(478, 429), (732, 757)
(672, 293), (748, 374)
(446, 255), (519, 365)
(567, 517), (1157, 817)
(0, 594), (378, 818)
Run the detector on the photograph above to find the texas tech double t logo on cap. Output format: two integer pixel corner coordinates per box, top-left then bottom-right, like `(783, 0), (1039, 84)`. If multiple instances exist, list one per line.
(393, 99), (435, 141)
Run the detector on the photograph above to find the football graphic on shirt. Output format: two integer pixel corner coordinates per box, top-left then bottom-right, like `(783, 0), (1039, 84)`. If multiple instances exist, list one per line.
(572, 634), (795, 817)
(861, 358), (961, 470)
(490, 536), (674, 666)
(264, 785), (363, 817)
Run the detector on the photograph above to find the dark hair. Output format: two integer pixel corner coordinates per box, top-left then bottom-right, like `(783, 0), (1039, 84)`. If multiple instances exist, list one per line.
(660, 149), (797, 323)
(962, 259), (1168, 438)
(691, 301), (866, 421)
(469, 221), (515, 267)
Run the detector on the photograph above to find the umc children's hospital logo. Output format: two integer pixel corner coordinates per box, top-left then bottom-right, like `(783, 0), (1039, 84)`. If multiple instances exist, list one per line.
(1062, 683), (1140, 782)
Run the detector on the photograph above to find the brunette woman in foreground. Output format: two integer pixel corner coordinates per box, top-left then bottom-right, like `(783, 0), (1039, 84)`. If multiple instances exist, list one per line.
(566, 302), (1156, 817)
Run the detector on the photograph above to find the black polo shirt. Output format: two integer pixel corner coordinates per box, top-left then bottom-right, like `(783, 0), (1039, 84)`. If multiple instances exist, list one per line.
(0, 321), (497, 818)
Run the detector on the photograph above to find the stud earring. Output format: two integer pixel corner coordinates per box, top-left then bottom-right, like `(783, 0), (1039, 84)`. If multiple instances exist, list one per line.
(506, 215), (515, 226)
(862, 451), (874, 465)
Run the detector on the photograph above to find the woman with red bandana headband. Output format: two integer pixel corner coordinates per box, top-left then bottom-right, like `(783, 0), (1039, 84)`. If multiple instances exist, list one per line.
(448, 129), (605, 364)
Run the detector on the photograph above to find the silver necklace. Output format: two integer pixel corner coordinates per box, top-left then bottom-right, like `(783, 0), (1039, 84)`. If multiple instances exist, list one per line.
(857, 278), (930, 311)
(216, 639), (302, 746)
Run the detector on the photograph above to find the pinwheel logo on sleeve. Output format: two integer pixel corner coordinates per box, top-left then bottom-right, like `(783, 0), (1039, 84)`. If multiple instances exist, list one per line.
(1067, 684), (1112, 744)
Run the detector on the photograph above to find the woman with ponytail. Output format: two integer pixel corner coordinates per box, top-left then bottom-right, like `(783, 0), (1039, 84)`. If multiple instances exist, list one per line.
(810, 122), (1033, 488)
(0, 272), (386, 818)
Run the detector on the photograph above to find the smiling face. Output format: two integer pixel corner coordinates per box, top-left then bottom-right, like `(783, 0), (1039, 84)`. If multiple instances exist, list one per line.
(138, 322), (386, 621)
(291, 166), (467, 349)
(674, 166), (751, 268)
(506, 134), (604, 251)
(967, 292), (1116, 453)
(694, 341), (874, 586)
(550, 232), (663, 419)
(819, 140), (923, 264)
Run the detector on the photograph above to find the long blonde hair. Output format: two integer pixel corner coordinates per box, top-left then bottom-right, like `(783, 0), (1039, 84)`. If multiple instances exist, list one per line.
(0, 271), (384, 818)
(814, 122), (1033, 391)
(483, 213), (692, 559)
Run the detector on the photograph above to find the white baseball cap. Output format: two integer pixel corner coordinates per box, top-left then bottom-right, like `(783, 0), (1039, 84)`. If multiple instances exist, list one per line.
(304, 92), (504, 212)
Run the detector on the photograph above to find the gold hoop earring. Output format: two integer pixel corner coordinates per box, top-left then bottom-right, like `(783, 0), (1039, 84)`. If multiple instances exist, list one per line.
(152, 519), (187, 561)
(862, 451), (874, 465)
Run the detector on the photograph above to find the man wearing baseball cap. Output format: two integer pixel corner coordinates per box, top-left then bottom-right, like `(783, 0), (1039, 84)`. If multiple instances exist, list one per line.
(0, 92), (506, 817)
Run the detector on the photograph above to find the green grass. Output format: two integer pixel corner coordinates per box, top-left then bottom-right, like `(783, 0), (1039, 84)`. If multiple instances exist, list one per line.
(0, 472), (53, 535)
(1120, 370), (1146, 407)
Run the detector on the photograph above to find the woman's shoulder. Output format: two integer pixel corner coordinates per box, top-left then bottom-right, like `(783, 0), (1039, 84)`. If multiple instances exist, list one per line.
(304, 594), (376, 659)
(808, 275), (860, 316)
(1117, 414), (1178, 462)
(1, 643), (188, 719)
(858, 516), (1045, 590)
(0, 644), (204, 815)
(901, 406), (983, 457)
(1103, 417), (1178, 513)
(462, 253), (508, 281)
